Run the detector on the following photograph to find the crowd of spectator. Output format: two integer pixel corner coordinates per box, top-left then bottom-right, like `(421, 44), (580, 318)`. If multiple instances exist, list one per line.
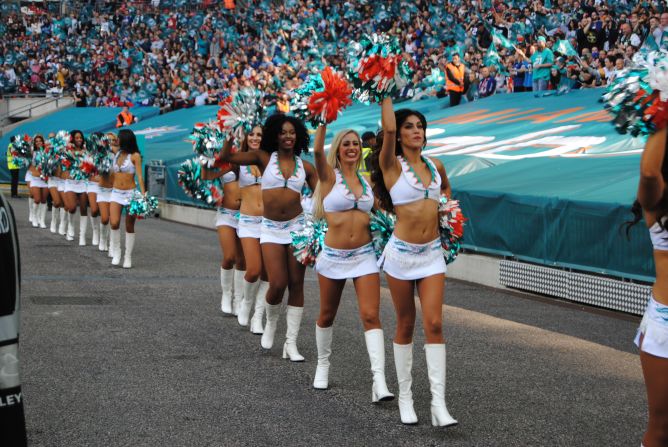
(0, 0), (665, 112)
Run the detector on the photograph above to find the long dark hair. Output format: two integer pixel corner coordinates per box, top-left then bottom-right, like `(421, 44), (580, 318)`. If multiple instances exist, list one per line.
(625, 140), (668, 237)
(118, 129), (140, 154)
(70, 129), (85, 149)
(260, 113), (310, 156)
(369, 109), (428, 213)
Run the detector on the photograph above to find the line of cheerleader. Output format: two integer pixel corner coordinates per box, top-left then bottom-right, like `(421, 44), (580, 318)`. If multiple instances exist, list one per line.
(179, 93), (465, 427)
(13, 129), (156, 268)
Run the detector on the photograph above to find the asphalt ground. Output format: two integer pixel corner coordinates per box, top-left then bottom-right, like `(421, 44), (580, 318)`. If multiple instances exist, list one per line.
(8, 196), (647, 447)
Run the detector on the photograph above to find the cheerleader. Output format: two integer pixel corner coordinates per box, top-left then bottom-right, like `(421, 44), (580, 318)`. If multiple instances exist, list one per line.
(62, 130), (89, 244)
(55, 139), (69, 237)
(231, 125), (268, 333)
(109, 129), (146, 268)
(201, 155), (246, 317)
(627, 127), (668, 447)
(220, 114), (318, 361)
(28, 135), (49, 229)
(86, 134), (103, 248)
(97, 132), (119, 253)
(310, 124), (394, 401)
(369, 98), (456, 426)
(46, 136), (65, 234)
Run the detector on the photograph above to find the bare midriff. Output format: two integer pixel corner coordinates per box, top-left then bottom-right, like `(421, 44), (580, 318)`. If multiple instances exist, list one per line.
(240, 184), (262, 216)
(653, 251), (668, 306)
(112, 172), (135, 191)
(98, 173), (114, 189)
(324, 210), (372, 249)
(222, 181), (241, 210)
(262, 189), (302, 221)
(393, 200), (439, 244)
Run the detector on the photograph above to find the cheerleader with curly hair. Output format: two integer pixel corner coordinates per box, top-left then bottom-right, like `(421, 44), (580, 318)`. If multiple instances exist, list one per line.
(309, 124), (394, 401)
(369, 97), (456, 427)
(28, 135), (49, 229)
(46, 133), (66, 234)
(220, 114), (317, 361)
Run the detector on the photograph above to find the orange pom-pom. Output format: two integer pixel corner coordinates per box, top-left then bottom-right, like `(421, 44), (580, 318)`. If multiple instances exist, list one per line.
(307, 67), (352, 125)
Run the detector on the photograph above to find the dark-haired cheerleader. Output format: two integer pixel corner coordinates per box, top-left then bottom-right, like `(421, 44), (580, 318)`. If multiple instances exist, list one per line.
(62, 130), (89, 244)
(369, 97), (456, 427)
(221, 114), (317, 361)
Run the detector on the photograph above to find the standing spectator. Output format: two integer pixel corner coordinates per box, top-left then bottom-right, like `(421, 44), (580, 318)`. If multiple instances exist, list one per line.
(478, 66), (496, 98)
(654, 13), (668, 48)
(531, 36), (554, 92)
(6, 137), (19, 198)
(618, 23), (641, 48)
(444, 53), (465, 107)
(511, 52), (529, 92)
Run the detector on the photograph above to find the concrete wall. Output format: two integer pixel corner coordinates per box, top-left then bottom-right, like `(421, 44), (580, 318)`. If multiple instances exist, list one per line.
(6, 96), (74, 120)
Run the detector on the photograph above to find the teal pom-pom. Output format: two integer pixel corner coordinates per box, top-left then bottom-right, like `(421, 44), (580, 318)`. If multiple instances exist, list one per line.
(86, 133), (114, 174)
(128, 190), (159, 219)
(291, 72), (324, 122)
(10, 134), (32, 168)
(369, 210), (396, 257)
(190, 123), (226, 167)
(291, 216), (328, 267)
(177, 158), (224, 206)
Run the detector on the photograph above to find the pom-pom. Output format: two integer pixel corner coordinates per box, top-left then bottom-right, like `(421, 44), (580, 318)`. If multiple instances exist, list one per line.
(290, 216), (328, 267)
(601, 50), (668, 136)
(128, 190), (159, 219)
(347, 34), (414, 103)
(177, 158), (224, 206)
(189, 122), (226, 168)
(439, 196), (467, 264)
(307, 67), (353, 125)
(86, 133), (114, 174)
(369, 210), (397, 257)
(217, 88), (264, 140)
(9, 134), (32, 168)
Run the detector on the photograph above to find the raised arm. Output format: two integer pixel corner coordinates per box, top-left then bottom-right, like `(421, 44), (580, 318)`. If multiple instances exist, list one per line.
(313, 124), (334, 187)
(379, 97), (399, 173)
(638, 127), (667, 212)
(132, 152), (146, 194)
(219, 136), (269, 170)
(303, 159), (319, 192)
(201, 163), (234, 181)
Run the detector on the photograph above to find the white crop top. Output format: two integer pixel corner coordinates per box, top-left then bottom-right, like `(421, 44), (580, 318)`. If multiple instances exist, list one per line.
(221, 170), (237, 184)
(650, 220), (668, 251)
(323, 169), (373, 213)
(389, 155), (441, 206)
(239, 165), (261, 188)
(113, 152), (136, 174)
(261, 152), (305, 194)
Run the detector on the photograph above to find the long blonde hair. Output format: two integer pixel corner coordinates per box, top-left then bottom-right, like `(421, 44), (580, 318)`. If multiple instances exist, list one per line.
(311, 129), (362, 220)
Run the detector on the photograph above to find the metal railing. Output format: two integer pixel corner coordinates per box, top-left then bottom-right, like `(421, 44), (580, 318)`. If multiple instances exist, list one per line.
(0, 94), (73, 124)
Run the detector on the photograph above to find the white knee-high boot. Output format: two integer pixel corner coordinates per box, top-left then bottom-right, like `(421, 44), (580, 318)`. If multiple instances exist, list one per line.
(29, 199), (36, 226)
(261, 302), (281, 349)
(79, 214), (87, 246)
(220, 268), (234, 314)
(394, 342), (418, 424)
(38, 203), (47, 228)
(365, 329), (394, 402)
(232, 269), (245, 316)
(30, 200), (38, 227)
(283, 305), (305, 362)
(425, 344), (458, 427)
(58, 208), (67, 235)
(313, 325), (333, 389)
(123, 232), (135, 269)
(50, 206), (59, 233)
(110, 228), (122, 265)
(99, 223), (108, 251)
(91, 215), (100, 246)
(250, 280), (268, 334)
(66, 213), (75, 241)
(237, 279), (260, 326)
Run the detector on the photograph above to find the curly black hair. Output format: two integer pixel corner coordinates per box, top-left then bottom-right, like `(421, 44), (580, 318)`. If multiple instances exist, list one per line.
(260, 113), (310, 156)
(369, 109), (428, 213)
(70, 129), (85, 149)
